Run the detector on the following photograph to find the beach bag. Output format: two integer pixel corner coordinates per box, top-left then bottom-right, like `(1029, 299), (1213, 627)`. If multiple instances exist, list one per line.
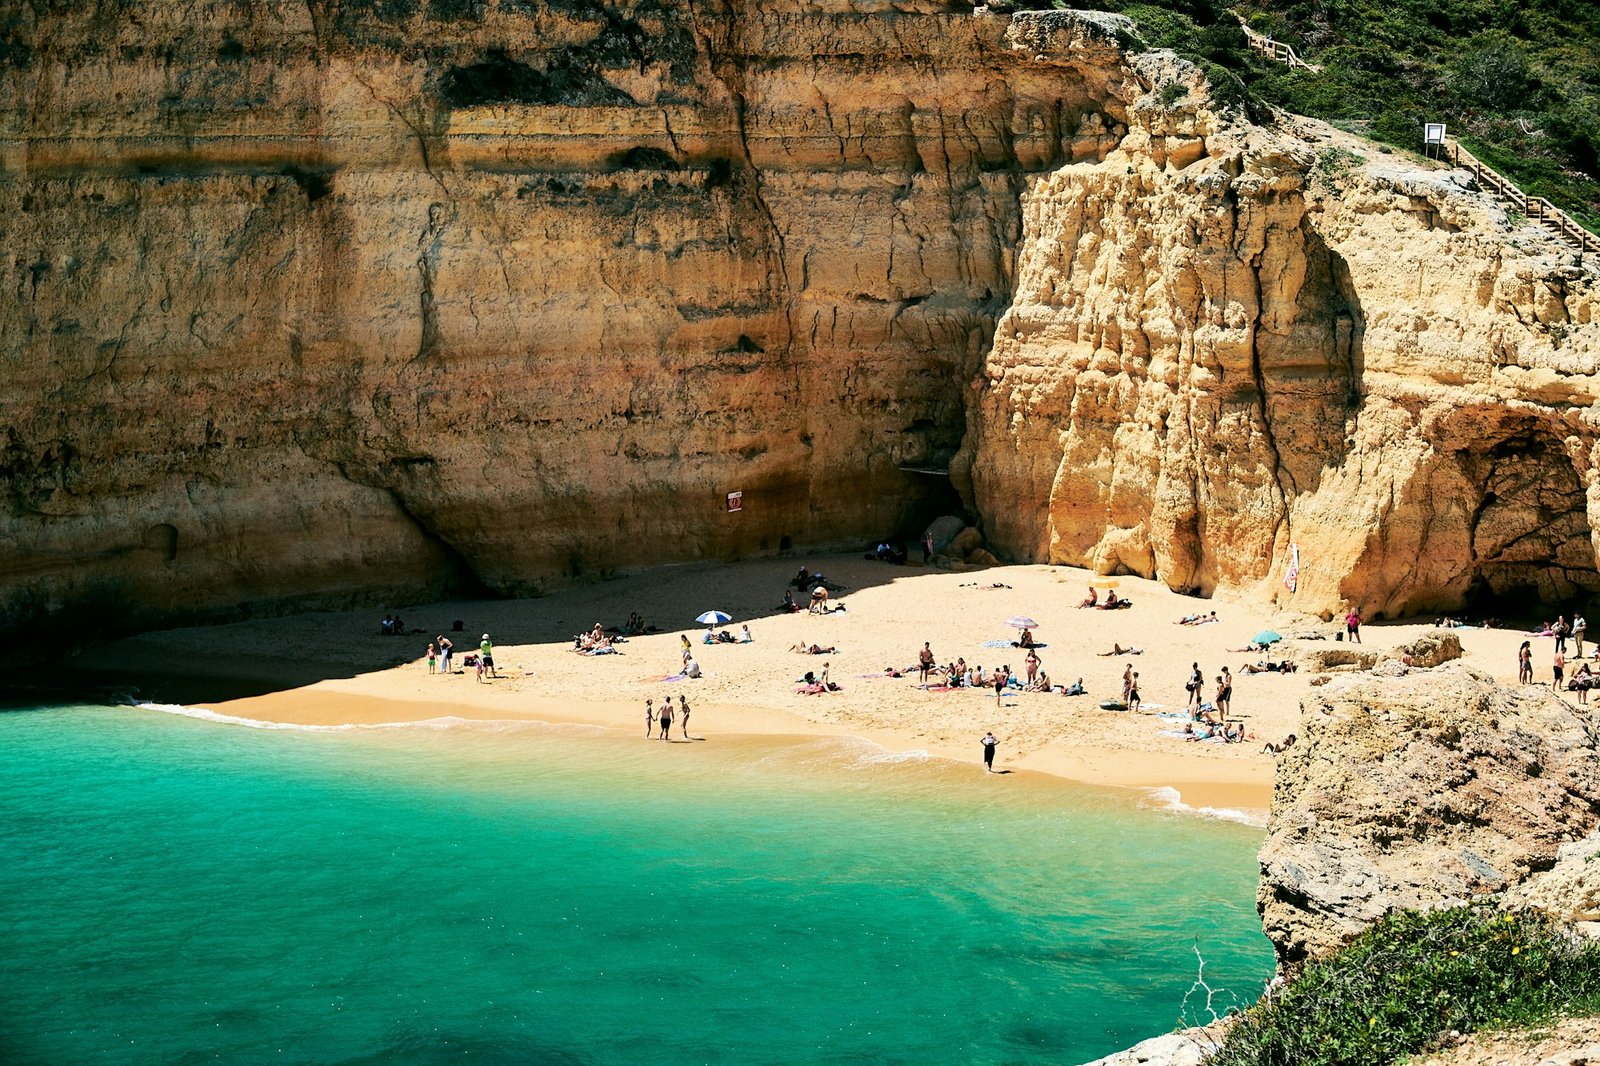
(1335, 631), (1344, 642)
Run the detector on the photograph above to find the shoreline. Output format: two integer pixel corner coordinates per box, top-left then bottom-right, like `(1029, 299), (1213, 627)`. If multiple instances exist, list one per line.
(179, 683), (1276, 823)
(66, 552), (1548, 827)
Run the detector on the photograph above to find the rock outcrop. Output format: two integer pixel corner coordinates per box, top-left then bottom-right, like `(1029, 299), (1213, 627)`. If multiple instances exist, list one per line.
(965, 110), (1600, 619)
(1257, 664), (1600, 967)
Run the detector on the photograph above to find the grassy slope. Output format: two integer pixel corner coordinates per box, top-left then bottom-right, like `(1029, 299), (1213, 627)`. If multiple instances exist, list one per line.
(1006, 0), (1600, 233)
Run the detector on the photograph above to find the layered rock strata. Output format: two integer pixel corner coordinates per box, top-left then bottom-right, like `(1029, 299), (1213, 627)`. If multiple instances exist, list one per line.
(965, 111), (1600, 619)
(1, 1), (1152, 642)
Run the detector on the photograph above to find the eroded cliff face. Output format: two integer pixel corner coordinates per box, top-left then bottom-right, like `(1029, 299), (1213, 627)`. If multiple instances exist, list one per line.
(965, 108), (1600, 618)
(2, 1), (1151, 640)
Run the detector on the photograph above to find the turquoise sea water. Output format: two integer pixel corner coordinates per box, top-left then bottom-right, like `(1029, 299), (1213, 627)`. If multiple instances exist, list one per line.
(0, 705), (1273, 1065)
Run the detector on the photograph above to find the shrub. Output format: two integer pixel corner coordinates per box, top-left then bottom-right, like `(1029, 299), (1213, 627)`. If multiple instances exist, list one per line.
(1213, 904), (1600, 1066)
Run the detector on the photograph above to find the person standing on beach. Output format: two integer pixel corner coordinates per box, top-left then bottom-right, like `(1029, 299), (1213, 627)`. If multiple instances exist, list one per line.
(923, 530), (934, 565)
(646, 699), (655, 737)
(1576, 614), (1588, 659)
(479, 634), (498, 679)
(426, 642), (437, 674)
(1024, 648), (1041, 685)
(1219, 667), (1233, 715)
(1346, 607), (1362, 644)
(1554, 616), (1570, 656)
(1121, 663), (1134, 705)
(1519, 640), (1534, 684)
(1186, 662), (1203, 709)
(1554, 647), (1566, 693)
(993, 669), (1005, 704)
(438, 636), (453, 675)
(679, 694), (691, 738)
(1127, 672), (1141, 712)
(981, 731), (998, 772)
(919, 642), (936, 683)
(658, 699), (674, 740)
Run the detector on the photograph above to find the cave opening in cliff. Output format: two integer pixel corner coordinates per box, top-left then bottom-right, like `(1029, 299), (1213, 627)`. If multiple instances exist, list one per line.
(1462, 432), (1600, 619)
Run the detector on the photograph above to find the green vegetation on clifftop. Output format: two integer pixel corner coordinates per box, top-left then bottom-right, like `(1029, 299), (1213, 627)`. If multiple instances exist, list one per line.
(1000, 0), (1600, 233)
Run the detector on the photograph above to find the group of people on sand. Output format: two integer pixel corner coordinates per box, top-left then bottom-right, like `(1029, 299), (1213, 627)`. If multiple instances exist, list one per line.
(1077, 586), (1131, 609)
(1522, 613), (1595, 702)
(646, 694), (692, 740)
(576, 623), (617, 654)
(911, 641), (1081, 700)
(424, 633), (497, 681)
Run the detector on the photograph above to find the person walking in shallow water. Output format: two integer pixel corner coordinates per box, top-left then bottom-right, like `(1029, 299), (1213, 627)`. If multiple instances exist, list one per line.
(679, 694), (691, 739)
(658, 700), (674, 740)
(645, 699), (655, 737)
(981, 731), (998, 773)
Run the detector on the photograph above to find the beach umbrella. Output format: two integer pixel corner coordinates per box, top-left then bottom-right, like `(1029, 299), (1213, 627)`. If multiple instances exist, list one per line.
(1005, 616), (1040, 629)
(1252, 630), (1283, 646)
(695, 610), (732, 626)
(1090, 579), (1120, 588)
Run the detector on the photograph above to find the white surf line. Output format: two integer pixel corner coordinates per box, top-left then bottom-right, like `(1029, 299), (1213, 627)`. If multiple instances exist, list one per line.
(1141, 786), (1269, 828)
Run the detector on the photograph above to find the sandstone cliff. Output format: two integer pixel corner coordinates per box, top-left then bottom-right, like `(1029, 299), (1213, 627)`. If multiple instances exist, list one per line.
(2, 1), (1152, 642)
(1256, 664), (1600, 967)
(7, 1), (1598, 646)
(964, 107), (1600, 619)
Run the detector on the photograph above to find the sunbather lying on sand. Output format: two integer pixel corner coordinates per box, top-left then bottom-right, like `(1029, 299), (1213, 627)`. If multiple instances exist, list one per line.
(1242, 659), (1297, 674)
(1262, 733), (1298, 754)
(1175, 611), (1218, 625)
(790, 642), (838, 655)
(1096, 644), (1143, 656)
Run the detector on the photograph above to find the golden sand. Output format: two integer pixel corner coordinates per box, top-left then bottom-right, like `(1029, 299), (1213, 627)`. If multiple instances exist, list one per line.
(82, 553), (1548, 822)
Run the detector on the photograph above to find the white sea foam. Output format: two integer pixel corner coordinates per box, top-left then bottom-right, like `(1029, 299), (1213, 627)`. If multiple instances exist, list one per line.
(853, 748), (931, 766)
(1142, 786), (1268, 828)
(132, 702), (592, 736)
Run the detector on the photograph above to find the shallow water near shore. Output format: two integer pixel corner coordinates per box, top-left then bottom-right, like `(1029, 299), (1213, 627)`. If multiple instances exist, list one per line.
(0, 704), (1273, 1064)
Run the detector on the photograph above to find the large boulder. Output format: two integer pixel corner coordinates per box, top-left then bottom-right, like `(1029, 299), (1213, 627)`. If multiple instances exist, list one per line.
(1258, 665), (1600, 967)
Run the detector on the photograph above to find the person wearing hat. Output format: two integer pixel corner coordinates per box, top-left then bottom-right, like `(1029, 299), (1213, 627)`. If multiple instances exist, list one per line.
(479, 634), (497, 678)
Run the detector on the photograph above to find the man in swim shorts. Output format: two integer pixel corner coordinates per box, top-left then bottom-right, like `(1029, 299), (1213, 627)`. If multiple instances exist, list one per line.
(479, 634), (497, 678)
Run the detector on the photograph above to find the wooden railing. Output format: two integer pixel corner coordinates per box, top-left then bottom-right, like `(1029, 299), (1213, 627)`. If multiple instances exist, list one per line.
(1448, 139), (1600, 254)
(1236, 18), (1322, 72)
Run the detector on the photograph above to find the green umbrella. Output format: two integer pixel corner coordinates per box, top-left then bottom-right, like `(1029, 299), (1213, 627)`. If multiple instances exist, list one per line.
(1252, 630), (1283, 646)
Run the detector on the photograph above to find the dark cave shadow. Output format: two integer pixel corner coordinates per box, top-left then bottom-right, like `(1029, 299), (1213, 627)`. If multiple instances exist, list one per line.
(23, 550), (980, 709)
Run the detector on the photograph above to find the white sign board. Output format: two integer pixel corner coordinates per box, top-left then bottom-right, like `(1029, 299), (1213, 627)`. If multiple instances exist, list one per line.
(1424, 122), (1447, 145)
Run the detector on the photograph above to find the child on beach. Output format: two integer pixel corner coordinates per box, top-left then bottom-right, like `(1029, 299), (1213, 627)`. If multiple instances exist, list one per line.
(426, 643), (437, 674)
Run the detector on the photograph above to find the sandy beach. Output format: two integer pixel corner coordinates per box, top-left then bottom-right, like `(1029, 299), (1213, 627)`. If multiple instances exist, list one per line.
(76, 553), (1554, 822)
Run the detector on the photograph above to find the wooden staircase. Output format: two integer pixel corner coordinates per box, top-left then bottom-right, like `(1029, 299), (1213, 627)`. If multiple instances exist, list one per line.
(1236, 18), (1322, 73)
(1448, 139), (1600, 255)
